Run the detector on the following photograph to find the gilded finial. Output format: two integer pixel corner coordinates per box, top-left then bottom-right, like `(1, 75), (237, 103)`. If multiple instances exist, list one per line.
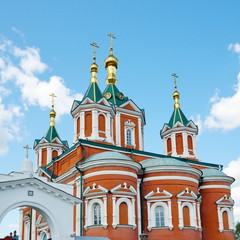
(90, 42), (99, 62)
(171, 73), (180, 109)
(49, 93), (57, 126)
(23, 144), (32, 159)
(89, 42), (99, 83)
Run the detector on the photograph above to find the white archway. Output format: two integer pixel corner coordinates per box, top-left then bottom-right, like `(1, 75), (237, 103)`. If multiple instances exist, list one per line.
(0, 172), (81, 240)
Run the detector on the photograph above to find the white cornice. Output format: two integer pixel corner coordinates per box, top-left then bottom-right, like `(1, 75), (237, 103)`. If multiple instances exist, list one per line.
(201, 175), (235, 184)
(143, 176), (199, 184)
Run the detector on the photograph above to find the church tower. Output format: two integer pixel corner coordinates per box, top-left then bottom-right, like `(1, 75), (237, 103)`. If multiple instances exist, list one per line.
(160, 74), (198, 159)
(103, 34), (146, 150)
(33, 93), (68, 167)
(71, 42), (115, 144)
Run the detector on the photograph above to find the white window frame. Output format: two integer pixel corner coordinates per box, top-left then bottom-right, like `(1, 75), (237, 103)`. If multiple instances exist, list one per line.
(216, 195), (234, 232)
(145, 188), (173, 231)
(124, 120), (136, 147)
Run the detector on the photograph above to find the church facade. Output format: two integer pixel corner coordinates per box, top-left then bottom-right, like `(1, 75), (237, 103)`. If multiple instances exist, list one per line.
(19, 39), (235, 240)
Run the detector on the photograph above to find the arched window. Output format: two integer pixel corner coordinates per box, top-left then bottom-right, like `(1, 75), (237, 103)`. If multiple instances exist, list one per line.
(126, 129), (132, 145)
(93, 203), (101, 225)
(155, 206), (165, 227)
(76, 117), (80, 136)
(41, 233), (47, 240)
(187, 135), (193, 155)
(52, 150), (58, 158)
(85, 112), (92, 137)
(183, 206), (191, 227)
(119, 202), (128, 225)
(167, 138), (172, 155)
(222, 211), (229, 230)
(176, 134), (183, 155)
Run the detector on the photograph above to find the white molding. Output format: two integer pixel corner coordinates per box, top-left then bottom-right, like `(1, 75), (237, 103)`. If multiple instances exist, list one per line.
(199, 185), (231, 190)
(83, 170), (138, 180)
(143, 176), (199, 184)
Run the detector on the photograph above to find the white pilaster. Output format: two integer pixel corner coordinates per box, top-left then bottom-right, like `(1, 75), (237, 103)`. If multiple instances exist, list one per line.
(178, 201), (183, 230)
(103, 196), (108, 229)
(91, 110), (99, 139)
(168, 200), (173, 230)
(19, 208), (23, 240)
(192, 134), (197, 157)
(182, 132), (188, 157)
(197, 202), (201, 229)
(171, 133), (177, 156)
(38, 149), (42, 167)
(47, 147), (52, 164)
(193, 202), (197, 228)
(75, 180), (80, 235)
(80, 111), (85, 139)
(84, 200), (88, 229)
(106, 113), (112, 143)
(147, 202), (151, 231)
(138, 118), (143, 150)
(116, 113), (121, 146)
(164, 137), (168, 155)
(74, 117), (77, 142)
(132, 198), (136, 228)
(31, 209), (36, 240)
(112, 196), (117, 228)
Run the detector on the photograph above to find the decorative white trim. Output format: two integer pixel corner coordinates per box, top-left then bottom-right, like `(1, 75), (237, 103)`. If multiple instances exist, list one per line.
(143, 176), (198, 184)
(217, 206), (234, 232)
(116, 113), (121, 146)
(83, 170), (137, 180)
(199, 185), (231, 190)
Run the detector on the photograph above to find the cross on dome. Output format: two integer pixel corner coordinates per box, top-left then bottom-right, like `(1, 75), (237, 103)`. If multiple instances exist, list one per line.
(90, 42), (99, 62)
(23, 144), (32, 159)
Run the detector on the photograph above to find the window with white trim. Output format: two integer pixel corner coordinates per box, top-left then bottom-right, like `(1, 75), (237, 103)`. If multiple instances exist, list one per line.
(155, 206), (165, 227)
(216, 195), (234, 232)
(145, 188), (173, 231)
(124, 120), (136, 147)
(93, 203), (101, 225)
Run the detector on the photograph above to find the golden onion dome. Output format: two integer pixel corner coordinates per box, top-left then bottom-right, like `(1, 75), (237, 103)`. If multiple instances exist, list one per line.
(90, 62), (99, 72)
(50, 109), (56, 118)
(173, 90), (180, 109)
(104, 48), (118, 68)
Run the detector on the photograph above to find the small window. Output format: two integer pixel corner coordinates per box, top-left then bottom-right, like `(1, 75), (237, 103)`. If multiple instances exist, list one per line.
(155, 206), (165, 227)
(93, 203), (101, 225)
(42, 233), (47, 240)
(126, 129), (132, 145)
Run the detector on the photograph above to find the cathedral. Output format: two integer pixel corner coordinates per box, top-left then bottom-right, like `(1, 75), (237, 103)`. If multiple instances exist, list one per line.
(19, 36), (235, 240)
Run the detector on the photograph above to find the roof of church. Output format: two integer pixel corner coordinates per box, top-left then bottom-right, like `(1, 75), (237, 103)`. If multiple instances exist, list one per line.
(44, 125), (61, 142)
(201, 168), (227, 177)
(103, 84), (128, 106)
(84, 151), (132, 162)
(168, 107), (189, 128)
(140, 157), (190, 168)
(83, 82), (103, 103)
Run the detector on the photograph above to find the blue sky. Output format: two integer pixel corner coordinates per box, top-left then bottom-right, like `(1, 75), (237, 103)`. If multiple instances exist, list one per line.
(1, 0), (240, 236)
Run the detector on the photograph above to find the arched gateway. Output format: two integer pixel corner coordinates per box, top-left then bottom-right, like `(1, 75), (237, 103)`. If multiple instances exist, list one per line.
(0, 158), (81, 240)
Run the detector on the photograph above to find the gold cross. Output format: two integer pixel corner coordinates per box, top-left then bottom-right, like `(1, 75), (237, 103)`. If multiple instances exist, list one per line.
(107, 33), (116, 48)
(172, 73), (178, 90)
(49, 93), (57, 108)
(23, 144), (32, 159)
(90, 42), (99, 61)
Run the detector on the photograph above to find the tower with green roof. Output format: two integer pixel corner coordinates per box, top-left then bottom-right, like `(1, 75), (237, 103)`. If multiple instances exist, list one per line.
(33, 93), (68, 168)
(160, 74), (198, 160)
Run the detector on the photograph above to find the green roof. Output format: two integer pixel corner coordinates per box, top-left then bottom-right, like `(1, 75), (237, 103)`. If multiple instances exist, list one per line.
(103, 84), (128, 106)
(84, 151), (132, 163)
(45, 125), (60, 142)
(168, 107), (189, 128)
(201, 168), (227, 177)
(83, 82), (103, 102)
(140, 157), (190, 168)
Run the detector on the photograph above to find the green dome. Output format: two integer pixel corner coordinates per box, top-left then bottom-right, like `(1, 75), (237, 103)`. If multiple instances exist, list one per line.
(84, 151), (132, 163)
(201, 168), (227, 177)
(140, 157), (189, 168)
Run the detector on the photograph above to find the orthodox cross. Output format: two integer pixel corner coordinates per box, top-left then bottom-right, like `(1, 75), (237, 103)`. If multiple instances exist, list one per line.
(49, 93), (57, 109)
(23, 144), (32, 159)
(107, 33), (116, 48)
(90, 42), (99, 61)
(172, 73), (178, 90)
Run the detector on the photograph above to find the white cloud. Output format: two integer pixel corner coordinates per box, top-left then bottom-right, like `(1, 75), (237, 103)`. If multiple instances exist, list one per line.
(204, 73), (240, 130)
(223, 157), (240, 223)
(0, 37), (83, 156)
(228, 43), (240, 53)
(12, 27), (25, 43)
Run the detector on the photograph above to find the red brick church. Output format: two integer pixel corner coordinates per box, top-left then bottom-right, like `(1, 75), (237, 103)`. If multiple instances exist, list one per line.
(20, 37), (235, 240)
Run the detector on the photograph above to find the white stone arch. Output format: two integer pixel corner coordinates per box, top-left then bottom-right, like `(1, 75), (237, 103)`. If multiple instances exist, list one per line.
(86, 198), (104, 227)
(218, 207), (234, 231)
(150, 201), (169, 228)
(180, 201), (195, 227)
(38, 230), (50, 240)
(0, 175), (81, 240)
(115, 197), (134, 226)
